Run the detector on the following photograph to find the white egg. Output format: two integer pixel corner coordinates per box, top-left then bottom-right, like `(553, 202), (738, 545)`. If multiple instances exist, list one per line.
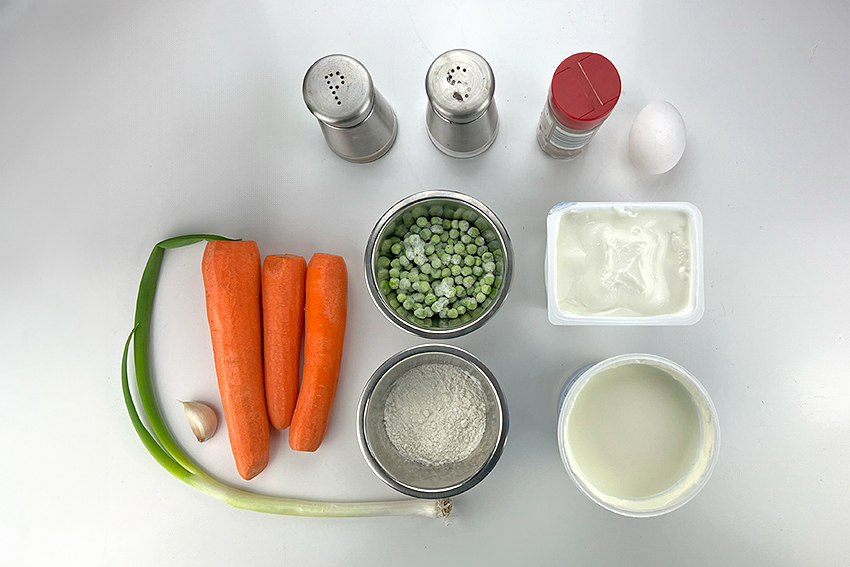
(628, 101), (687, 174)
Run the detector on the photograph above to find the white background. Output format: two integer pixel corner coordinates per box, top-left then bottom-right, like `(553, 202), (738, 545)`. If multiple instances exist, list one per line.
(2, 0), (849, 565)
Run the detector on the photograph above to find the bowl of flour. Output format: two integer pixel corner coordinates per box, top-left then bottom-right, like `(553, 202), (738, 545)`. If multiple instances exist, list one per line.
(357, 344), (508, 499)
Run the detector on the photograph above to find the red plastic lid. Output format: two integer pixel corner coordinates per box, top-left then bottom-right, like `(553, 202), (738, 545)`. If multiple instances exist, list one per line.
(549, 53), (621, 131)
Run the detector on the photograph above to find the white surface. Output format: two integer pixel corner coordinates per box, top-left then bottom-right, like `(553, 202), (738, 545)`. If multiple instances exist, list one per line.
(1, 0), (849, 565)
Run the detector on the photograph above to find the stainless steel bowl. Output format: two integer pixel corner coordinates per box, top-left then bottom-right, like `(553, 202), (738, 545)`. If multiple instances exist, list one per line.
(364, 190), (513, 339)
(357, 344), (509, 499)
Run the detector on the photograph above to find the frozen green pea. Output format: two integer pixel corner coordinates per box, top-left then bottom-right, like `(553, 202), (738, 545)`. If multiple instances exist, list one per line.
(402, 211), (414, 227)
(472, 266), (483, 277)
(466, 243), (477, 254)
(468, 226), (479, 238)
(413, 307), (427, 319)
(447, 308), (459, 319)
(455, 286), (467, 298)
(454, 275), (464, 284)
(451, 253), (462, 264)
(416, 216), (428, 228)
(461, 234), (472, 244)
(379, 280), (391, 294)
(380, 240), (392, 254)
(389, 298), (401, 309)
(461, 266), (473, 277)
(389, 278), (399, 290)
(475, 257), (482, 267)
(409, 272), (420, 282)
(440, 232), (449, 242)
(412, 292), (425, 303)
(420, 280), (431, 293)
(399, 255), (411, 268)
(420, 263), (432, 274)
(411, 281), (421, 292)
(425, 244), (435, 256)
(479, 284), (491, 295)
(482, 273), (495, 286)
(377, 268), (389, 281)
(390, 258), (401, 269)
(389, 268), (400, 278)
(484, 261), (496, 273)
(464, 255), (475, 267)
(420, 228), (432, 241)
(431, 224), (444, 235)
(431, 257), (442, 269)
(451, 264), (462, 276)
(475, 236), (485, 247)
(482, 252), (494, 262)
(459, 220), (470, 232)
(478, 244), (488, 254)
(441, 267), (452, 278)
(410, 224), (421, 234)
(442, 219), (452, 229)
(403, 298), (415, 310)
(463, 276), (475, 288)
(424, 294), (437, 305)
(475, 292), (486, 303)
(397, 292), (408, 302)
(444, 286), (457, 299)
(377, 256), (391, 268)
(449, 229), (459, 239)
(456, 305), (466, 315)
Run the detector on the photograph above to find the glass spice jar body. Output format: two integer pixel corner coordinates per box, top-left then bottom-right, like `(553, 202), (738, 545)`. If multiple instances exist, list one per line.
(537, 53), (621, 160)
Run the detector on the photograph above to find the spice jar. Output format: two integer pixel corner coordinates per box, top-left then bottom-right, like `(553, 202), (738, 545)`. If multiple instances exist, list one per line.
(537, 53), (621, 160)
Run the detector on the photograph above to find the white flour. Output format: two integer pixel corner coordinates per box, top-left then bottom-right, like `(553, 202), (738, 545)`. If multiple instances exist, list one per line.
(383, 363), (486, 466)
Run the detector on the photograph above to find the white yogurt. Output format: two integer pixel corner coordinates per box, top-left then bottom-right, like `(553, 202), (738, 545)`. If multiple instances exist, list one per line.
(546, 202), (704, 325)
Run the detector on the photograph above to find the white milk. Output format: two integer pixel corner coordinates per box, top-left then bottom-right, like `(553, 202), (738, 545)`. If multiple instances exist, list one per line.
(559, 355), (719, 516)
(567, 363), (701, 497)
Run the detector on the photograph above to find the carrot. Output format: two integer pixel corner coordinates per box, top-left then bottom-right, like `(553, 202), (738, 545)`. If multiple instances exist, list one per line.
(289, 253), (348, 452)
(201, 240), (269, 480)
(262, 254), (307, 430)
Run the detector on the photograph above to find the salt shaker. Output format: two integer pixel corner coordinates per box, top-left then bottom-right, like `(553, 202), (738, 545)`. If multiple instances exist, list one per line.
(537, 53), (621, 160)
(425, 49), (499, 158)
(303, 54), (398, 163)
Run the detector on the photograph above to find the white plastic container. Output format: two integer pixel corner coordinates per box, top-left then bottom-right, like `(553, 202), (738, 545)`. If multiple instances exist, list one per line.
(557, 354), (720, 517)
(546, 202), (704, 325)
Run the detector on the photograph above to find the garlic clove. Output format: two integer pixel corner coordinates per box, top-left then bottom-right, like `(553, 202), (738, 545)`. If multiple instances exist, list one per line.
(180, 400), (219, 442)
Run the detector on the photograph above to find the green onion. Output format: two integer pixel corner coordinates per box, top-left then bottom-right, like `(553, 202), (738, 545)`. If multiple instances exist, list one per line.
(122, 234), (451, 518)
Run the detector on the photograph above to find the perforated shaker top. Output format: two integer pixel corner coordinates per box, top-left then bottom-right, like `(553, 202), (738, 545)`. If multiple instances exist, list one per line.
(425, 49), (495, 124)
(303, 55), (375, 128)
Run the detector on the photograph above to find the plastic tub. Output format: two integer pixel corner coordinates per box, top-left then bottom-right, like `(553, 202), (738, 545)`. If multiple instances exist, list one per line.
(557, 354), (720, 517)
(546, 202), (704, 325)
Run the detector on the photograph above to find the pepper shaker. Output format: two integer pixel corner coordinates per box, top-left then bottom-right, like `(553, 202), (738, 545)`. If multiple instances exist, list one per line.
(425, 49), (499, 158)
(303, 54), (398, 163)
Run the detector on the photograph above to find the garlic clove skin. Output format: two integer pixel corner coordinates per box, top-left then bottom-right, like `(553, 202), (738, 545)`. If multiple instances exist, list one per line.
(180, 401), (219, 442)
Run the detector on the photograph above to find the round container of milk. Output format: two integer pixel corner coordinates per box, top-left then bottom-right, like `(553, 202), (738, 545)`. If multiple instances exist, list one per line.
(558, 354), (719, 517)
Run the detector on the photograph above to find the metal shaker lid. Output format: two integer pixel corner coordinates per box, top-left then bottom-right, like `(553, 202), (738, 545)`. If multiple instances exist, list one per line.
(303, 55), (374, 128)
(426, 49), (495, 124)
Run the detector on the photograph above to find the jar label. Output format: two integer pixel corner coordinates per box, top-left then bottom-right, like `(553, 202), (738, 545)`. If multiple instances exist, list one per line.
(550, 124), (596, 151)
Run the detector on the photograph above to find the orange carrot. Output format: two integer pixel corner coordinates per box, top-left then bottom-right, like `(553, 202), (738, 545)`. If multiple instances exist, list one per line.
(289, 253), (348, 452)
(262, 254), (307, 430)
(201, 240), (269, 480)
